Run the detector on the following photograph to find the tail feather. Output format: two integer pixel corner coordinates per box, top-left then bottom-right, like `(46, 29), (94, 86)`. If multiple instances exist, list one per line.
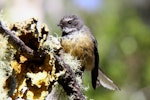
(96, 69), (120, 90)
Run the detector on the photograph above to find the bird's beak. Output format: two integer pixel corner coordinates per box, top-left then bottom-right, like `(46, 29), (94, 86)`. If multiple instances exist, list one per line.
(57, 23), (62, 27)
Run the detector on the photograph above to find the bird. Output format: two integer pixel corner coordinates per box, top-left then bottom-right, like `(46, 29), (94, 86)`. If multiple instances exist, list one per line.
(58, 15), (119, 90)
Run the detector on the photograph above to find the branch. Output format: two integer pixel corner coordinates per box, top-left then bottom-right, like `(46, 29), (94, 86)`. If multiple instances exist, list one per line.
(0, 19), (85, 100)
(55, 55), (86, 100)
(0, 21), (46, 62)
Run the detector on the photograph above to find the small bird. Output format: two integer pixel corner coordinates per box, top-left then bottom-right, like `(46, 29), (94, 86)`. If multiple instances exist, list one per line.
(58, 15), (119, 90)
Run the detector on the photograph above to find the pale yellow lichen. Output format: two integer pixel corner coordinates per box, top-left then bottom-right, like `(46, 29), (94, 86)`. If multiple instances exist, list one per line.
(0, 34), (16, 99)
(63, 53), (81, 72)
(26, 71), (50, 88)
(43, 35), (62, 52)
(26, 91), (34, 99)
(0, 17), (83, 100)
(11, 61), (21, 74)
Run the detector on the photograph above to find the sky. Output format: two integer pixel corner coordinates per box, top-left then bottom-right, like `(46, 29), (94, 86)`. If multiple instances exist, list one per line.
(73, 0), (102, 11)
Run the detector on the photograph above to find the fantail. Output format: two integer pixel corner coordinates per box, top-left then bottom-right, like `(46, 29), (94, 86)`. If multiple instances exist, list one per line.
(58, 15), (119, 90)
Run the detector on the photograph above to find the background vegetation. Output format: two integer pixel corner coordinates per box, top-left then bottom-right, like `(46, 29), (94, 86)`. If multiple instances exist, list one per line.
(0, 0), (150, 99)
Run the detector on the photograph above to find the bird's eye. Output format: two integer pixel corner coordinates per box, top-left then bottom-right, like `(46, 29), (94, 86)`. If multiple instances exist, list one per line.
(68, 21), (72, 24)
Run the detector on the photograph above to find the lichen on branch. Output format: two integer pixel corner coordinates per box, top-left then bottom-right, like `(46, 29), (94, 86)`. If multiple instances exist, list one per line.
(0, 18), (86, 100)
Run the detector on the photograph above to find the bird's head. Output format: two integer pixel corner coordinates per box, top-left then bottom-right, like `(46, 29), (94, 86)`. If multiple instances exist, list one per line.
(58, 15), (84, 35)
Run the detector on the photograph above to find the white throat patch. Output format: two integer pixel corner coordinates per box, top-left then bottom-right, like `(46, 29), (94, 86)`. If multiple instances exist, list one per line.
(63, 27), (77, 33)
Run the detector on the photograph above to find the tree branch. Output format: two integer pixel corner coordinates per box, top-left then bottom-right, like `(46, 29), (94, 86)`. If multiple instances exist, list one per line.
(0, 20), (85, 100)
(55, 55), (86, 100)
(0, 21), (46, 62)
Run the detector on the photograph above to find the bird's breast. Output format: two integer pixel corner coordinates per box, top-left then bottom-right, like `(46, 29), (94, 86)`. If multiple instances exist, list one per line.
(61, 32), (95, 70)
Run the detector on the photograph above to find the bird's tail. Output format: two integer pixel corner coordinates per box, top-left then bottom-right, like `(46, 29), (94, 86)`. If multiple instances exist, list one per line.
(96, 68), (120, 90)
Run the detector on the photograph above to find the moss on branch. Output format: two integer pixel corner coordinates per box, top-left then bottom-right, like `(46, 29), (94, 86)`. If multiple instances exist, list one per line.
(0, 18), (85, 100)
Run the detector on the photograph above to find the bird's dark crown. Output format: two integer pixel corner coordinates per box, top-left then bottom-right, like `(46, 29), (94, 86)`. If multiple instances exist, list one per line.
(58, 15), (83, 30)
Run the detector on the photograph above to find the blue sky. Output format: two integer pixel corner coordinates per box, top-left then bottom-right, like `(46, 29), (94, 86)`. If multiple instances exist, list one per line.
(73, 0), (102, 11)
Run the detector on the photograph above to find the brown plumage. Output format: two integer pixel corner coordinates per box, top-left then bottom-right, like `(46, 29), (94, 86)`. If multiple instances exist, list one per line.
(58, 15), (120, 90)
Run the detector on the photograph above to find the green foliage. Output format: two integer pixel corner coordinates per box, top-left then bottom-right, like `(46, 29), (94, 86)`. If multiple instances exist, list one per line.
(82, 1), (150, 100)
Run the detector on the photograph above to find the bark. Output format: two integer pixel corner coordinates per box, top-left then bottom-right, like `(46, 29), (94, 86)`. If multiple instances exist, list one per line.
(0, 20), (85, 100)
